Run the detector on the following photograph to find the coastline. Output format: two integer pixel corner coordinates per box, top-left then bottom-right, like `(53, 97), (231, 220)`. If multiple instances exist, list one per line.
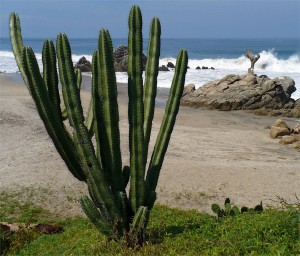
(0, 74), (299, 217)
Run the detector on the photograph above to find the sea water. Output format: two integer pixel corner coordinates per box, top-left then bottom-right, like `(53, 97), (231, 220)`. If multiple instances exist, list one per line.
(1, 38), (299, 99)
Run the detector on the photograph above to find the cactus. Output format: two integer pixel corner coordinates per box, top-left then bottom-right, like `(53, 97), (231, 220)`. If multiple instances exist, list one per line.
(10, 5), (188, 244)
(212, 198), (264, 219)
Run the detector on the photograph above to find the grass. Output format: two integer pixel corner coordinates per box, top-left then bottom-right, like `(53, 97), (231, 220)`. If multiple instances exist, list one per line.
(1, 192), (299, 255)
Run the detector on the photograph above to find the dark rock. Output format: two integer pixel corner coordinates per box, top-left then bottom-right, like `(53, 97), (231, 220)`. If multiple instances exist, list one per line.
(196, 66), (201, 70)
(113, 45), (147, 72)
(181, 70), (299, 117)
(210, 67), (215, 70)
(159, 65), (169, 71)
(74, 56), (92, 72)
(167, 62), (175, 68)
(202, 66), (208, 69)
(187, 66), (190, 69)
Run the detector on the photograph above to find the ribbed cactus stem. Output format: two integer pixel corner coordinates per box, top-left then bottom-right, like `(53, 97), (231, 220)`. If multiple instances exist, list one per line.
(145, 49), (188, 209)
(143, 18), (161, 163)
(9, 13), (29, 87)
(128, 5), (146, 213)
(94, 29), (124, 192)
(42, 40), (61, 118)
(21, 46), (86, 181)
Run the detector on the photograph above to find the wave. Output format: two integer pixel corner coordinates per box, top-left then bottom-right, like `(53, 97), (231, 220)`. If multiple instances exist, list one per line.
(160, 49), (300, 73)
(1, 49), (299, 74)
(1, 49), (299, 99)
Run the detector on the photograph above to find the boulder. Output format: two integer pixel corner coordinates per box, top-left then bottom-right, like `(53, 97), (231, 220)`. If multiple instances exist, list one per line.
(113, 45), (147, 72)
(159, 65), (169, 71)
(269, 119), (291, 139)
(279, 135), (299, 145)
(167, 62), (175, 68)
(181, 71), (299, 117)
(74, 56), (92, 72)
(293, 124), (300, 134)
(182, 84), (196, 97)
(196, 66), (201, 70)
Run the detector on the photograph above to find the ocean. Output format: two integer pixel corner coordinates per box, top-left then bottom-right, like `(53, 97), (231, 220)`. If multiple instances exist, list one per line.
(1, 37), (299, 99)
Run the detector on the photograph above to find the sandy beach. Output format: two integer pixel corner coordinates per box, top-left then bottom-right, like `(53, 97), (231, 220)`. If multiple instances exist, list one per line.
(0, 74), (299, 217)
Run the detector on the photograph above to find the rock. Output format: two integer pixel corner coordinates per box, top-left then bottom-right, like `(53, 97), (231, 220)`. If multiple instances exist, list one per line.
(292, 141), (300, 150)
(202, 66), (208, 69)
(279, 135), (298, 144)
(74, 56), (92, 72)
(269, 119), (291, 139)
(196, 66), (201, 70)
(293, 124), (300, 134)
(167, 62), (175, 68)
(113, 45), (147, 72)
(182, 84), (196, 97)
(210, 67), (215, 70)
(181, 71), (298, 116)
(159, 65), (169, 71)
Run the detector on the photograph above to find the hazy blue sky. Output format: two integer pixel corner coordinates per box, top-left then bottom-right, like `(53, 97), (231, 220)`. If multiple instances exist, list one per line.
(0, 0), (299, 39)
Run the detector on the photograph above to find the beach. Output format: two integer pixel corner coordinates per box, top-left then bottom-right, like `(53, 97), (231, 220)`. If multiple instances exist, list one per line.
(0, 74), (299, 217)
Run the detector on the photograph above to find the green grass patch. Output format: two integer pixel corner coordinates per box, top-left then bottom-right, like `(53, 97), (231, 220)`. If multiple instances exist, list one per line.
(1, 196), (299, 255)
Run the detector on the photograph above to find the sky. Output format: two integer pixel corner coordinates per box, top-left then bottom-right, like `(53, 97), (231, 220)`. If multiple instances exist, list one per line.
(0, 0), (299, 39)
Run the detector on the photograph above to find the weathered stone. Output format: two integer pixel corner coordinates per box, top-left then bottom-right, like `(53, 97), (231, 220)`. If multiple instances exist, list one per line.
(182, 84), (196, 97)
(167, 62), (175, 68)
(293, 124), (300, 134)
(270, 126), (291, 139)
(113, 45), (147, 72)
(74, 56), (92, 72)
(181, 72), (298, 116)
(159, 65), (169, 71)
(279, 135), (298, 144)
(273, 119), (289, 129)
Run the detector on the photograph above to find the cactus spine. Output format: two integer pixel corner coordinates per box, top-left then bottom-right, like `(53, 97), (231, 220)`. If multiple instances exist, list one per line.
(10, 5), (188, 244)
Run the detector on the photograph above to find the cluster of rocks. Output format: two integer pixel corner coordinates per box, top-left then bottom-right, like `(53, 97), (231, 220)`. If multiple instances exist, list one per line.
(196, 66), (215, 70)
(181, 70), (300, 118)
(269, 119), (300, 151)
(74, 46), (148, 73)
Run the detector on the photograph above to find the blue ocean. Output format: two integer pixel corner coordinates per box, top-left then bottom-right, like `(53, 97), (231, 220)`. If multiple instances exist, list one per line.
(1, 37), (300, 98)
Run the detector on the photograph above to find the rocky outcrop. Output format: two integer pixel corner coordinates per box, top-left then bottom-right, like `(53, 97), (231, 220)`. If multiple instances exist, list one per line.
(269, 119), (300, 151)
(167, 62), (175, 68)
(113, 45), (147, 72)
(159, 65), (170, 71)
(74, 56), (92, 72)
(181, 71), (300, 118)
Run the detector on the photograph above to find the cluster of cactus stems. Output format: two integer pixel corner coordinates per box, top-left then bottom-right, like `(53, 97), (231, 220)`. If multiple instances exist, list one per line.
(10, 5), (188, 244)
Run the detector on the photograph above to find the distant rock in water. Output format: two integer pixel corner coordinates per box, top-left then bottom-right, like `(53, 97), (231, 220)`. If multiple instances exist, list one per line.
(196, 66), (201, 70)
(181, 70), (300, 118)
(159, 65), (170, 71)
(167, 62), (175, 68)
(113, 45), (147, 72)
(74, 56), (92, 72)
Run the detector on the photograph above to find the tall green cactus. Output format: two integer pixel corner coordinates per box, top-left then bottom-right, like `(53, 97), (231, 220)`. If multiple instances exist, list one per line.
(10, 5), (188, 245)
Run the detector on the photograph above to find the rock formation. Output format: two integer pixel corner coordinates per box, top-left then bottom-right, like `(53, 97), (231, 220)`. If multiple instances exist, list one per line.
(181, 70), (300, 118)
(74, 56), (92, 72)
(269, 119), (300, 151)
(113, 45), (147, 72)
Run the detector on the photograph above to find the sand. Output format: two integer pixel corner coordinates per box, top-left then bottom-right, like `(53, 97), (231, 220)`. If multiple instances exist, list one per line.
(0, 74), (299, 217)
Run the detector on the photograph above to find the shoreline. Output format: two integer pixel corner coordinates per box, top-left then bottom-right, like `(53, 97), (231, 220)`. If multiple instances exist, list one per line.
(0, 75), (299, 217)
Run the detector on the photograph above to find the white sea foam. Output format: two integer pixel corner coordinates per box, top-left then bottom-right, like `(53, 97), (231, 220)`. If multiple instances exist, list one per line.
(1, 50), (299, 99)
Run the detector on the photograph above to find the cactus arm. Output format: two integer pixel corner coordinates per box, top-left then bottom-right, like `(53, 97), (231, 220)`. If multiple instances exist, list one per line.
(75, 68), (82, 91)
(143, 18), (161, 162)
(129, 206), (149, 243)
(9, 13), (29, 87)
(94, 29), (124, 192)
(85, 99), (94, 135)
(42, 40), (61, 118)
(80, 196), (113, 238)
(56, 33), (120, 219)
(22, 46), (86, 181)
(145, 49), (188, 208)
(122, 165), (130, 190)
(128, 5), (145, 213)
(91, 50), (103, 165)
